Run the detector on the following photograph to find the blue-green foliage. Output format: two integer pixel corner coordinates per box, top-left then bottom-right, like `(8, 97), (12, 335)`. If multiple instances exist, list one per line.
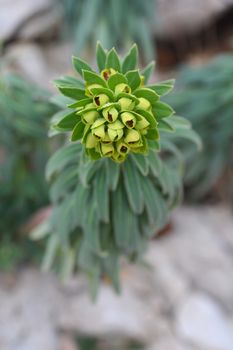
(39, 44), (200, 296)
(0, 74), (58, 267)
(58, 0), (156, 60)
(166, 55), (233, 200)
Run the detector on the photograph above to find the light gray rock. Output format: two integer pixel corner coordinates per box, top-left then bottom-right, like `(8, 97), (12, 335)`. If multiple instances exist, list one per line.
(176, 293), (233, 350)
(146, 336), (193, 350)
(167, 206), (233, 312)
(0, 205), (233, 349)
(0, 0), (57, 42)
(156, 0), (233, 38)
(18, 7), (62, 40)
(0, 270), (61, 350)
(3, 42), (72, 89)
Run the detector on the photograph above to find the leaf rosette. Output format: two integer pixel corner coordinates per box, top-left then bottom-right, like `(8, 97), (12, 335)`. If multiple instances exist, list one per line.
(53, 43), (176, 162)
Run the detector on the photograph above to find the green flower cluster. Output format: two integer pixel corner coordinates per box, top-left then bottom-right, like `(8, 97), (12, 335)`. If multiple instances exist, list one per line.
(54, 43), (174, 162)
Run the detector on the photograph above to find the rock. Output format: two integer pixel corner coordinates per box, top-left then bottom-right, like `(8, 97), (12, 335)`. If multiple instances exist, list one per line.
(176, 293), (233, 350)
(18, 7), (62, 40)
(57, 265), (167, 343)
(4, 42), (72, 89)
(166, 206), (233, 312)
(0, 0), (59, 42)
(0, 205), (233, 349)
(146, 336), (192, 350)
(59, 334), (78, 350)
(0, 270), (61, 350)
(156, 0), (233, 38)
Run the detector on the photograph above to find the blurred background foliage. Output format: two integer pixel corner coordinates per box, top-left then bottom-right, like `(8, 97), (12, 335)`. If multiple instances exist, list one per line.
(0, 73), (59, 269)
(58, 0), (156, 61)
(166, 55), (233, 202)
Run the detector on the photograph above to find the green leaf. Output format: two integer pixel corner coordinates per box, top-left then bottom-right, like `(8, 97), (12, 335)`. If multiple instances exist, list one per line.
(122, 157), (144, 214)
(149, 79), (175, 96)
(89, 87), (114, 100)
(58, 86), (86, 100)
(71, 121), (85, 141)
(57, 111), (81, 130)
(46, 144), (81, 180)
(112, 180), (131, 248)
(147, 150), (162, 178)
(158, 119), (175, 132)
(152, 101), (174, 119)
(125, 70), (141, 91)
(130, 153), (149, 176)
(42, 235), (58, 272)
(106, 48), (121, 72)
(133, 109), (157, 128)
(94, 166), (109, 223)
(146, 128), (160, 140)
(134, 88), (159, 105)
(122, 44), (138, 74)
(82, 70), (107, 87)
(106, 159), (120, 191)
(165, 115), (192, 129)
(107, 73), (128, 91)
(68, 98), (92, 108)
(72, 56), (93, 77)
(50, 165), (78, 202)
(141, 61), (155, 84)
(54, 76), (84, 89)
(96, 41), (107, 72)
(171, 128), (202, 150)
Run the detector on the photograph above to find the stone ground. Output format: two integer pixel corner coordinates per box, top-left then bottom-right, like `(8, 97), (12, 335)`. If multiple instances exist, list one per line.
(0, 205), (233, 350)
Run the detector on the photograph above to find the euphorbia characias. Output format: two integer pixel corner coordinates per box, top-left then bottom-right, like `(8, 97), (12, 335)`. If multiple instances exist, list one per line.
(54, 44), (161, 162)
(41, 43), (201, 298)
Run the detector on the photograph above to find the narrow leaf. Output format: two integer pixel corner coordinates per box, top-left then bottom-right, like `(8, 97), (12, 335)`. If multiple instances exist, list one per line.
(106, 48), (121, 72)
(96, 41), (107, 72)
(125, 70), (141, 91)
(71, 121), (85, 141)
(72, 56), (93, 77)
(122, 44), (138, 73)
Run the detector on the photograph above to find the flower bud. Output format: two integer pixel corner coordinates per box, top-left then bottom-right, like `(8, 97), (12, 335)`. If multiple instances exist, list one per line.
(135, 116), (150, 130)
(82, 110), (99, 124)
(115, 83), (131, 95)
(91, 118), (106, 139)
(111, 152), (126, 163)
(85, 132), (97, 148)
(101, 134), (112, 144)
(108, 128), (124, 141)
(137, 97), (151, 111)
(116, 140), (129, 155)
(121, 112), (136, 129)
(118, 97), (135, 111)
(94, 94), (109, 107)
(86, 84), (103, 96)
(140, 75), (145, 86)
(101, 68), (116, 81)
(101, 142), (115, 157)
(102, 107), (118, 123)
(124, 129), (141, 145)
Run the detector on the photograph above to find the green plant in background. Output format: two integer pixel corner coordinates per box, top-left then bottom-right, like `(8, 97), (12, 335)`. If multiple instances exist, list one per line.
(59, 0), (155, 60)
(37, 43), (200, 296)
(166, 55), (233, 201)
(0, 74), (58, 269)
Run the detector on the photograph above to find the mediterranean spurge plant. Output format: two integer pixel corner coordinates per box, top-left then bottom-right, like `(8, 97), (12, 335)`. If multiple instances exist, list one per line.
(42, 43), (200, 296)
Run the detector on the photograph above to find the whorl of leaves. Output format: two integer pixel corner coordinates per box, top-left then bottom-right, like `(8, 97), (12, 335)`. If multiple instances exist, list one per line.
(38, 44), (201, 297)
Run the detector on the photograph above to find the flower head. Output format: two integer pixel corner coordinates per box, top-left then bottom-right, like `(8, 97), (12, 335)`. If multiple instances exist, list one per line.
(54, 43), (175, 162)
